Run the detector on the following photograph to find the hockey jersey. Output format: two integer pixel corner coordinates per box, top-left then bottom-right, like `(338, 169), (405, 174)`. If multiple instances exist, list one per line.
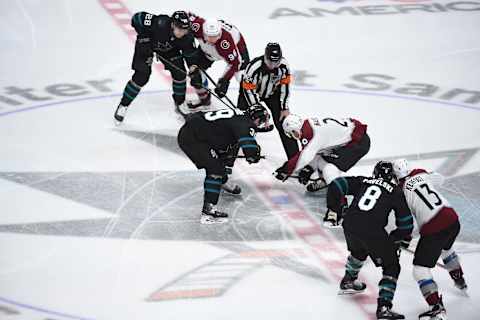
(327, 176), (413, 241)
(130, 12), (197, 64)
(285, 117), (367, 174)
(188, 13), (248, 81)
(400, 169), (458, 236)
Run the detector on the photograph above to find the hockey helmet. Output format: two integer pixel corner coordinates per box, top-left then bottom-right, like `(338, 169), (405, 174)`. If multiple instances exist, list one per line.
(282, 114), (303, 140)
(171, 11), (191, 30)
(264, 42), (282, 69)
(392, 158), (411, 180)
(247, 103), (269, 127)
(373, 161), (395, 182)
(203, 19), (222, 38)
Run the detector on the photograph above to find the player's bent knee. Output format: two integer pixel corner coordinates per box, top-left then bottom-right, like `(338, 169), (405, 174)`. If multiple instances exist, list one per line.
(132, 71), (151, 87)
(384, 261), (401, 278)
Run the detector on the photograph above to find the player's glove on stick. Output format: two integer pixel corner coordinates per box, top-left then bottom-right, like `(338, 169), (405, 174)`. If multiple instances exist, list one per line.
(274, 162), (289, 182)
(188, 65), (203, 88)
(246, 145), (261, 164)
(298, 165), (314, 185)
(215, 77), (230, 98)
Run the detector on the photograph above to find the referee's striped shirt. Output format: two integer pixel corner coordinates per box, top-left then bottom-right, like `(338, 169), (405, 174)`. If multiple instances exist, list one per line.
(241, 55), (292, 110)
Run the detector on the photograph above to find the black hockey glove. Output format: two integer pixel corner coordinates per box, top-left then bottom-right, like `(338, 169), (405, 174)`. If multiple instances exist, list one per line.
(246, 145), (261, 164)
(215, 77), (230, 98)
(323, 209), (342, 228)
(255, 124), (274, 133)
(274, 162), (289, 182)
(298, 165), (314, 185)
(188, 66), (203, 89)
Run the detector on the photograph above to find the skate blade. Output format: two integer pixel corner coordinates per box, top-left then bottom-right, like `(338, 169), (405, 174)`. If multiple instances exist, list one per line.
(337, 288), (365, 295)
(419, 313), (446, 320)
(200, 216), (229, 225)
(113, 118), (123, 126)
(221, 187), (242, 196)
(221, 190), (242, 196)
(323, 222), (342, 229)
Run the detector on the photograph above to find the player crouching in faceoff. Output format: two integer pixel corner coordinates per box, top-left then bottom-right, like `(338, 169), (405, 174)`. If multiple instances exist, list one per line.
(327, 161), (414, 320)
(274, 114), (370, 226)
(391, 159), (467, 320)
(177, 105), (268, 224)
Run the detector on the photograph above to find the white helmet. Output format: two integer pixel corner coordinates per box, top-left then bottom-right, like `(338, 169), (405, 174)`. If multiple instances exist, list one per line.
(392, 158), (411, 179)
(282, 114), (303, 139)
(203, 19), (222, 37)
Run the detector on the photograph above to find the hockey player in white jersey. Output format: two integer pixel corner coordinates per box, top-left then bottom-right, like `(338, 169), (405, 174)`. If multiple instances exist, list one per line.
(273, 114), (370, 225)
(391, 159), (467, 320)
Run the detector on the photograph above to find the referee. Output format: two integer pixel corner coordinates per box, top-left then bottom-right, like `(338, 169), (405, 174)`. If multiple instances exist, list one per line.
(237, 43), (299, 159)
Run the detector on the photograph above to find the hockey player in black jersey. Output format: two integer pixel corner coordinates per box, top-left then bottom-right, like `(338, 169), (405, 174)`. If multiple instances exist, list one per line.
(114, 11), (200, 124)
(237, 43), (299, 159)
(177, 104), (268, 224)
(327, 161), (414, 320)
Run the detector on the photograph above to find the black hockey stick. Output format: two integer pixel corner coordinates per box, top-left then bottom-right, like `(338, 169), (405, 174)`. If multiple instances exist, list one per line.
(237, 155), (266, 159)
(199, 69), (238, 110)
(289, 175), (324, 182)
(155, 55), (235, 111)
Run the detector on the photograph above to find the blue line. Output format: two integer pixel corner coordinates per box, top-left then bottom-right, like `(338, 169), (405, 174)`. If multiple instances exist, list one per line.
(1, 86), (479, 119)
(299, 88), (480, 112)
(0, 296), (95, 320)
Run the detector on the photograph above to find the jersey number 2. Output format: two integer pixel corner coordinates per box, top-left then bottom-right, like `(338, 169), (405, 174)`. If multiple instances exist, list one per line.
(358, 185), (382, 211)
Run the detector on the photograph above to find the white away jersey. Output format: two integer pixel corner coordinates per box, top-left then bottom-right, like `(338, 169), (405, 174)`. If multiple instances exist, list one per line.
(401, 170), (450, 229)
(286, 117), (365, 174)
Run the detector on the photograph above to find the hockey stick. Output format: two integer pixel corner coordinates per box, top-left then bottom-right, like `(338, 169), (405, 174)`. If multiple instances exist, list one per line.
(199, 69), (238, 110)
(402, 247), (447, 270)
(289, 175), (324, 183)
(155, 55), (235, 111)
(237, 155), (266, 159)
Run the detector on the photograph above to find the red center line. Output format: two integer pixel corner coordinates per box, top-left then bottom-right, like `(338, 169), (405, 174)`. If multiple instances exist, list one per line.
(241, 163), (378, 319)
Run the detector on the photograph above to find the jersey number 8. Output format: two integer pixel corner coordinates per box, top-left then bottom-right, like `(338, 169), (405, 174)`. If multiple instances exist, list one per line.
(358, 185), (382, 211)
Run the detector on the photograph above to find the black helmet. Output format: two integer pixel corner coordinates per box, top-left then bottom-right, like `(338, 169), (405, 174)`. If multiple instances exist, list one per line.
(171, 11), (190, 30)
(247, 103), (269, 127)
(373, 161), (395, 181)
(264, 42), (282, 67)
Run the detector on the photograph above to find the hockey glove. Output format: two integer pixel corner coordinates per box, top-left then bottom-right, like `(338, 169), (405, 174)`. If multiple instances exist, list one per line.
(323, 209), (342, 228)
(246, 145), (261, 164)
(274, 162), (289, 182)
(255, 124), (275, 133)
(298, 165), (314, 185)
(215, 77), (230, 98)
(188, 65), (203, 89)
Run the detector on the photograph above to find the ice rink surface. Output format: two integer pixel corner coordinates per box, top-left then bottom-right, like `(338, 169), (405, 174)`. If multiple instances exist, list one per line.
(1, 1), (479, 319)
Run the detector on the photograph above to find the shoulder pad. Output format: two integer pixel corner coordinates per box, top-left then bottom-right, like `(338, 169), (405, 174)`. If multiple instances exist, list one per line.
(131, 12), (155, 34)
